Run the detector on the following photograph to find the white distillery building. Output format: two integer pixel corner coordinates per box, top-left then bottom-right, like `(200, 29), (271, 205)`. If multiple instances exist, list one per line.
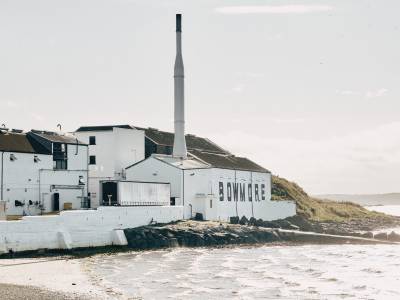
(108, 14), (295, 221)
(0, 129), (89, 216)
(69, 14), (296, 222)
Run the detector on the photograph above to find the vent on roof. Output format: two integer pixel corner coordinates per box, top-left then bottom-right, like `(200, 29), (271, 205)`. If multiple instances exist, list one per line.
(11, 129), (23, 133)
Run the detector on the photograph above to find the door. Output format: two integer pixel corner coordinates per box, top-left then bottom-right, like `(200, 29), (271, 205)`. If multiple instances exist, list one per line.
(53, 193), (60, 211)
(102, 182), (118, 206)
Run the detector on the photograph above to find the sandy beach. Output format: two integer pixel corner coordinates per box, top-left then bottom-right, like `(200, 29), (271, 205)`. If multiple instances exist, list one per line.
(0, 257), (114, 299)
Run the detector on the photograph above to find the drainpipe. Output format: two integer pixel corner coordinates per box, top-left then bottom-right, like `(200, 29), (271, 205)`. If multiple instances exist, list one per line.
(1, 151), (4, 200)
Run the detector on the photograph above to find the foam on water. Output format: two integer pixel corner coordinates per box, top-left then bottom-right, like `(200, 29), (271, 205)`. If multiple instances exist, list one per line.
(86, 243), (400, 300)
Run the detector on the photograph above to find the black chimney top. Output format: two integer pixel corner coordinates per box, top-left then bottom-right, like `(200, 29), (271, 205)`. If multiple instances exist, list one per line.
(176, 14), (182, 32)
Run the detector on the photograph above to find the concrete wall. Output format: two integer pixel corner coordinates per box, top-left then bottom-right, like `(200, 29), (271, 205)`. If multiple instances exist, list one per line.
(1, 147), (88, 216)
(74, 128), (145, 208)
(0, 206), (183, 253)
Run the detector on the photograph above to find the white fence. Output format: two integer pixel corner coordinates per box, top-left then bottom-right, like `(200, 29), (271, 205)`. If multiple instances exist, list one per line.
(0, 206), (183, 254)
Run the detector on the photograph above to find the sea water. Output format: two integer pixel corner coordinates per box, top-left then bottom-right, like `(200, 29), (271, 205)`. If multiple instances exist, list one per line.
(86, 206), (400, 300)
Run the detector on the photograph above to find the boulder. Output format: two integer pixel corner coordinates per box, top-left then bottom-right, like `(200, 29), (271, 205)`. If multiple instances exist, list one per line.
(374, 232), (388, 240)
(261, 221), (281, 228)
(361, 232), (374, 239)
(239, 216), (249, 225)
(230, 216), (239, 224)
(388, 231), (400, 242)
(275, 220), (295, 230)
(249, 217), (257, 226)
(255, 219), (264, 227)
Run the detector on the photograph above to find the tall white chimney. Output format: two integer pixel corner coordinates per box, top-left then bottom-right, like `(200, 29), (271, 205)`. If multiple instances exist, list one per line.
(173, 13), (188, 159)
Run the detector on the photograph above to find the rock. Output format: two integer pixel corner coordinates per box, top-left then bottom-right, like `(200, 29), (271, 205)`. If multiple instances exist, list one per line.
(194, 213), (204, 221)
(374, 232), (388, 240)
(239, 216), (249, 225)
(249, 217), (257, 226)
(361, 232), (374, 239)
(230, 216), (239, 224)
(284, 215), (318, 232)
(255, 219), (264, 227)
(288, 224), (300, 231)
(388, 231), (400, 242)
(275, 220), (295, 230)
(168, 238), (179, 248)
(261, 221), (281, 228)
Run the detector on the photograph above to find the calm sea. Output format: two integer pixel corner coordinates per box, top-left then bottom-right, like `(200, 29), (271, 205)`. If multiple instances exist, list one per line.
(86, 205), (400, 300)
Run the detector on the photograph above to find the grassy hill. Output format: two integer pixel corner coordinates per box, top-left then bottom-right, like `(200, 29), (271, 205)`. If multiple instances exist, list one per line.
(271, 175), (391, 222)
(315, 193), (400, 206)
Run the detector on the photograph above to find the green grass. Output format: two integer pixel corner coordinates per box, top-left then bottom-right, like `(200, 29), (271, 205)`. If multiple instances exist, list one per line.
(271, 175), (389, 222)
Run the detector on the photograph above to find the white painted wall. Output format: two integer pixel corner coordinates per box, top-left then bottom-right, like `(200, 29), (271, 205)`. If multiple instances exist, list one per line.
(0, 206), (183, 253)
(74, 128), (145, 208)
(0, 145), (88, 216)
(126, 157), (182, 204)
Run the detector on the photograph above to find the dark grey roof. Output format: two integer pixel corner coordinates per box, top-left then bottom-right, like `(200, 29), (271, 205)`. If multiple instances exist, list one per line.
(30, 130), (86, 145)
(135, 127), (229, 154)
(189, 149), (269, 173)
(76, 125), (134, 132)
(0, 132), (50, 154)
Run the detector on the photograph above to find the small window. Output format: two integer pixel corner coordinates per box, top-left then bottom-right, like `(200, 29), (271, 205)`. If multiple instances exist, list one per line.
(55, 160), (67, 170)
(89, 155), (96, 165)
(89, 136), (96, 145)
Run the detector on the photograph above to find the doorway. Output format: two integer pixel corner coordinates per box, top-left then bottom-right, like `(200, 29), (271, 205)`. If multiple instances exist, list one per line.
(53, 193), (60, 211)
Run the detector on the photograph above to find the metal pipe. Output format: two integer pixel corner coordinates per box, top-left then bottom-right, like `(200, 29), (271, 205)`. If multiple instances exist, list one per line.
(173, 13), (187, 159)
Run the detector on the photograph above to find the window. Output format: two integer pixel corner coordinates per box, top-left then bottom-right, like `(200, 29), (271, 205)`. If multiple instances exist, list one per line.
(54, 160), (67, 170)
(89, 136), (96, 145)
(34, 155), (40, 163)
(89, 155), (96, 165)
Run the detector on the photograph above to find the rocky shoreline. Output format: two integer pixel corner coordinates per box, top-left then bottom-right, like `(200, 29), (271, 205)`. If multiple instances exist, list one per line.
(1, 215), (399, 259)
(123, 217), (400, 251)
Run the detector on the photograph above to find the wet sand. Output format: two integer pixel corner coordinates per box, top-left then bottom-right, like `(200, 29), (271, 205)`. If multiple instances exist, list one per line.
(0, 283), (88, 300)
(0, 257), (111, 299)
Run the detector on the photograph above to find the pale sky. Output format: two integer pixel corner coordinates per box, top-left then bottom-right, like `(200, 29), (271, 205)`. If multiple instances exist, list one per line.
(1, 0), (399, 194)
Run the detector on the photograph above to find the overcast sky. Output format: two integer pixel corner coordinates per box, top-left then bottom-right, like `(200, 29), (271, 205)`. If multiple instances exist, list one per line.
(1, 0), (399, 194)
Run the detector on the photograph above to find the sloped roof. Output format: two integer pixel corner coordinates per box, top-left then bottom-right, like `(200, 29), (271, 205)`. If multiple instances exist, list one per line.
(0, 132), (50, 154)
(188, 149), (269, 173)
(135, 127), (229, 154)
(153, 154), (210, 170)
(75, 125), (134, 132)
(30, 131), (86, 145)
